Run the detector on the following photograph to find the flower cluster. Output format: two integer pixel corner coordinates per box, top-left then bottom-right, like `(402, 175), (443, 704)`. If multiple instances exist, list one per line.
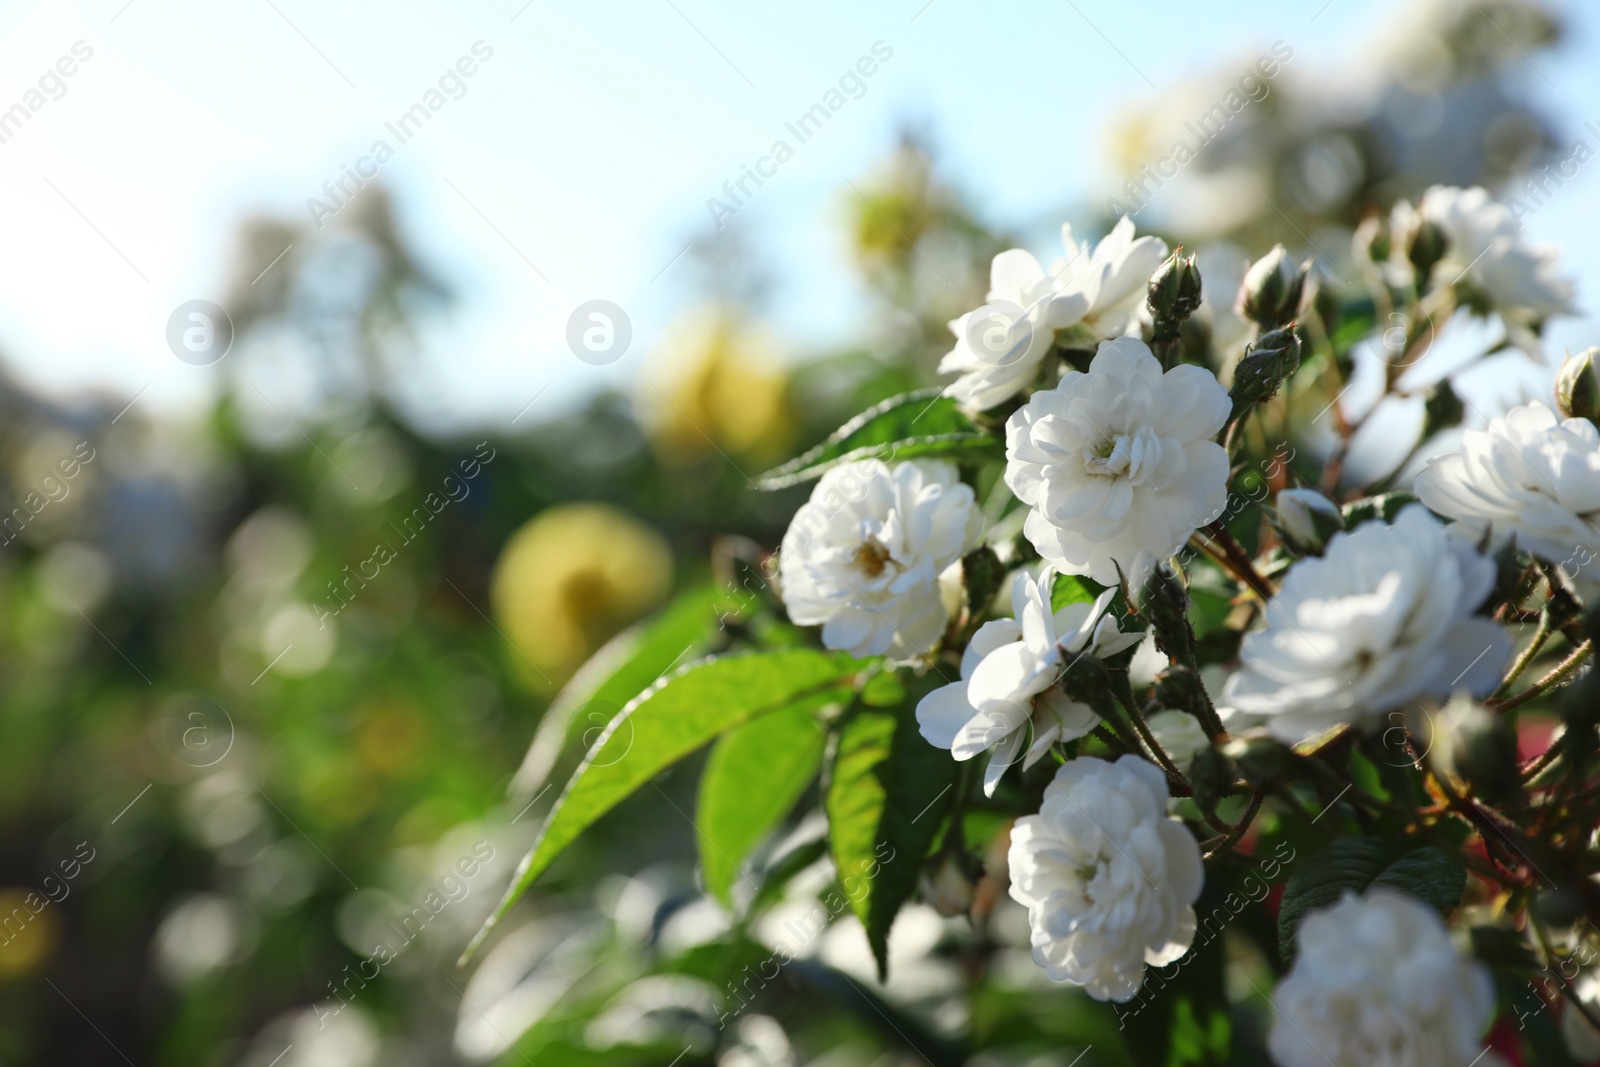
(741, 186), (1600, 1051)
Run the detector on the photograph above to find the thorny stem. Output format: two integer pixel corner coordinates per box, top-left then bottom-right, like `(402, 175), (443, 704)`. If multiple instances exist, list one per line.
(1492, 639), (1593, 713)
(1497, 612), (1552, 696)
(1202, 790), (1266, 858)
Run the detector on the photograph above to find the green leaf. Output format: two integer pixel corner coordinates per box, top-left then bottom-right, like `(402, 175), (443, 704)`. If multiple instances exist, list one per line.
(465, 649), (861, 963)
(1277, 839), (1465, 964)
(697, 702), (827, 907)
(1340, 491), (1416, 527)
(756, 389), (1000, 489)
(825, 690), (958, 979)
(1051, 572), (1104, 613)
(507, 583), (752, 801)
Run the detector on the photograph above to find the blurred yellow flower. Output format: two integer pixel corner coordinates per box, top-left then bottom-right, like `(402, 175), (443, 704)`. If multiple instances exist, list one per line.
(0, 888), (59, 977)
(638, 306), (793, 464)
(491, 503), (673, 689)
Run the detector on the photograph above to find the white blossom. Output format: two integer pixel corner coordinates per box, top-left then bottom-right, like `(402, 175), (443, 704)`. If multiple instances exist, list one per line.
(915, 569), (1143, 796)
(939, 217), (1167, 410)
(940, 250), (1092, 411)
(1396, 185), (1575, 323)
(1055, 216), (1171, 344)
(1007, 755), (1203, 1001)
(1005, 337), (1232, 587)
(1145, 710), (1210, 771)
(1221, 504), (1511, 743)
(1269, 888), (1494, 1067)
(780, 459), (979, 662)
(1560, 968), (1600, 1062)
(1415, 401), (1600, 597)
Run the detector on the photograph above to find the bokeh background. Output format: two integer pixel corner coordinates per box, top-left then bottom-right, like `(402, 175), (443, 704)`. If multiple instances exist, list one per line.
(0, 0), (1596, 1063)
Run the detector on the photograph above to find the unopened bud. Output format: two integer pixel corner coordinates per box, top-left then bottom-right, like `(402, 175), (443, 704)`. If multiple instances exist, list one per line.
(1274, 488), (1345, 556)
(1412, 695), (1517, 801)
(1140, 565), (1196, 666)
(1187, 745), (1233, 810)
(1229, 326), (1303, 414)
(1237, 245), (1308, 329)
(1353, 214), (1391, 265)
(1556, 348), (1600, 422)
(1148, 248), (1204, 327)
(1406, 218), (1449, 278)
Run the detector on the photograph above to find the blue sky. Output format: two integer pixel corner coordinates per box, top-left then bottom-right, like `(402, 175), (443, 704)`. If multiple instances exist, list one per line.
(0, 0), (1595, 431)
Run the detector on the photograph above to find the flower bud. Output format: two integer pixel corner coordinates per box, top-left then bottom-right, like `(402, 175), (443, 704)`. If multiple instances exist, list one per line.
(1353, 213), (1391, 265)
(1274, 488), (1345, 556)
(1148, 248), (1203, 326)
(1555, 347), (1600, 422)
(1228, 326), (1303, 414)
(1412, 695), (1517, 801)
(1237, 245), (1308, 329)
(1405, 218), (1449, 278)
(1140, 565), (1196, 667)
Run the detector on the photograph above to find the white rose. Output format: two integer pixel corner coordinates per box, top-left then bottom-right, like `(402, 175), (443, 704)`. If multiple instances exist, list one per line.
(1222, 504), (1511, 743)
(1007, 755), (1203, 1002)
(940, 249), (1092, 411)
(1145, 710), (1210, 770)
(1560, 968), (1600, 1062)
(1270, 888), (1494, 1067)
(1004, 337), (1232, 587)
(780, 459), (979, 662)
(1055, 215), (1171, 343)
(1415, 401), (1600, 598)
(915, 569), (1144, 796)
(939, 216), (1168, 411)
(1398, 185), (1575, 323)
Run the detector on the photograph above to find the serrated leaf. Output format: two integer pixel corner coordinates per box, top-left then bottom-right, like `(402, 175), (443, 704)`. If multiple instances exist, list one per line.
(465, 649), (861, 962)
(698, 703), (827, 906)
(1277, 839), (1464, 964)
(756, 389), (1000, 490)
(825, 692), (958, 980)
(508, 583), (752, 801)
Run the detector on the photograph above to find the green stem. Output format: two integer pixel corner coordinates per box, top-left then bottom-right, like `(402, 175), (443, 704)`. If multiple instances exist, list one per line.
(1498, 613), (1551, 696)
(1493, 639), (1593, 713)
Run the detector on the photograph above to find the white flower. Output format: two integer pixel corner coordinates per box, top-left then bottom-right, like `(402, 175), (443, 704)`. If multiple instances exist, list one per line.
(1560, 968), (1600, 1062)
(940, 249), (1092, 410)
(1056, 216), (1171, 343)
(1145, 710), (1209, 770)
(1007, 754), (1203, 1002)
(1397, 185), (1575, 323)
(915, 570), (1144, 796)
(780, 459), (979, 662)
(1005, 337), (1232, 587)
(1221, 504), (1511, 743)
(1269, 888), (1493, 1067)
(939, 217), (1167, 410)
(1415, 401), (1600, 596)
